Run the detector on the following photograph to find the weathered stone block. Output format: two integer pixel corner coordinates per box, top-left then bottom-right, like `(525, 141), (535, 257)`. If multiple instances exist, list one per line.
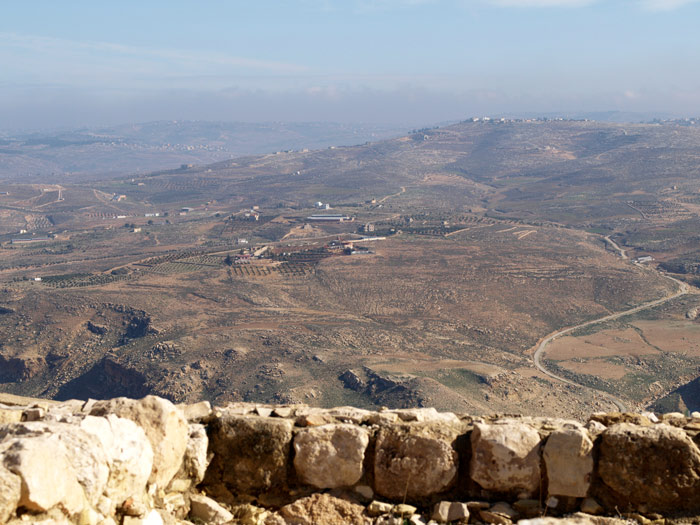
(170, 423), (209, 488)
(0, 464), (21, 523)
(205, 415), (294, 495)
(3, 434), (86, 514)
(543, 427), (594, 498)
(189, 493), (234, 524)
(80, 414), (153, 508)
(598, 423), (700, 512)
(432, 501), (470, 522)
(0, 408), (23, 425)
(293, 423), (369, 488)
(90, 396), (188, 490)
(470, 422), (542, 495)
(374, 424), (459, 500)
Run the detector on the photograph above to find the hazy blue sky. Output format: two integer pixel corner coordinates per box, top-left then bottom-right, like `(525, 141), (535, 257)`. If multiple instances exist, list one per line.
(2, 0), (700, 129)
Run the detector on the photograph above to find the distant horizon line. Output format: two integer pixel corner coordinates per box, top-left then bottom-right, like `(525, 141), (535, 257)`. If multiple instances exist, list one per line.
(2, 111), (699, 135)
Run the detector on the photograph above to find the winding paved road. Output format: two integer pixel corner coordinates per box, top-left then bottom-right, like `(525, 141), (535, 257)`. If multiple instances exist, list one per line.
(532, 242), (691, 412)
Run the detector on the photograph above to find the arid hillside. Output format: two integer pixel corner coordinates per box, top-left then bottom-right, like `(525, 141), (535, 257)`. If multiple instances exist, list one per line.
(1, 120), (699, 417)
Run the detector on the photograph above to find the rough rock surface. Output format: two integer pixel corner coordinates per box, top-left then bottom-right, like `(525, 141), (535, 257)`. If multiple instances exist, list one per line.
(204, 414), (294, 495)
(293, 423), (369, 488)
(1, 420), (110, 508)
(89, 396), (187, 490)
(3, 434), (86, 514)
(432, 501), (470, 522)
(279, 493), (369, 525)
(374, 424), (459, 499)
(79, 414), (153, 507)
(0, 464), (21, 523)
(188, 493), (233, 524)
(597, 422), (700, 512)
(470, 422), (542, 495)
(1, 395), (700, 524)
(543, 426), (594, 498)
(173, 423), (209, 486)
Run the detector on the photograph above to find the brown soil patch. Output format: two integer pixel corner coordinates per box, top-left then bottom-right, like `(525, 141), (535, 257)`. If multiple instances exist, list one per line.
(631, 320), (700, 357)
(560, 359), (629, 380)
(547, 327), (659, 360)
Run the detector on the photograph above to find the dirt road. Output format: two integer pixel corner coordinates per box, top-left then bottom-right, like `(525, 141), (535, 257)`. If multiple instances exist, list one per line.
(377, 186), (406, 203)
(604, 235), (628, 259)
(532, 260), (690, 412)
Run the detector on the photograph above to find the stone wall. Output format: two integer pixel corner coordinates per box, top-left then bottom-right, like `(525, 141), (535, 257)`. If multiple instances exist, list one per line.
(1, 396), (699, 524)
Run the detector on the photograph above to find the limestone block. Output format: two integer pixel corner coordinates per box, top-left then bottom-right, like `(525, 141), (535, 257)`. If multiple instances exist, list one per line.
(431, 501), (469, 523)
(80, 414), (153, 507)
(0, 419), (112, 508)
(171, 423), (209, 487)
(325, 406), (373, 424)
(123, 509), (164, 525)
(205, 415), (294, 494)
(393, 504), (417, 517)
(179, 401), (211, 421)
(90, 396), (188, 490)
(278, 493), (368, 525)
(272, 406), (295, 418)
(367, 500), (394, 516)
(391, 408), (460, 424)
(0, 464), (21, 523)
(432, 501), (451, 523)
(50, 422), (110, 507)
(374, 425), (459, 499)
(447, 502), (470, 521)
(293, 423), (369, 488)
(543, 427), (594, 498)
(3, 434), (86, 514)
(189, 493), (234, 524)
(470, 422), (542, 495)
(598, 422), (700, 512)
(0, 408), (23, 425)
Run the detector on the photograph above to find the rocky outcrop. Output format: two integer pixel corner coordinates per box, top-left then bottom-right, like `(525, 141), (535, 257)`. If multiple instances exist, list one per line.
(1, 397), (700, 524)
(0, 354), (45, 382)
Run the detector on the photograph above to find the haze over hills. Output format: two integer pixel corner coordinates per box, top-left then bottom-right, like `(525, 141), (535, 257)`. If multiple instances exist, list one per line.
(0, 120), (405, 181)
(0, 119), (699, 418)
